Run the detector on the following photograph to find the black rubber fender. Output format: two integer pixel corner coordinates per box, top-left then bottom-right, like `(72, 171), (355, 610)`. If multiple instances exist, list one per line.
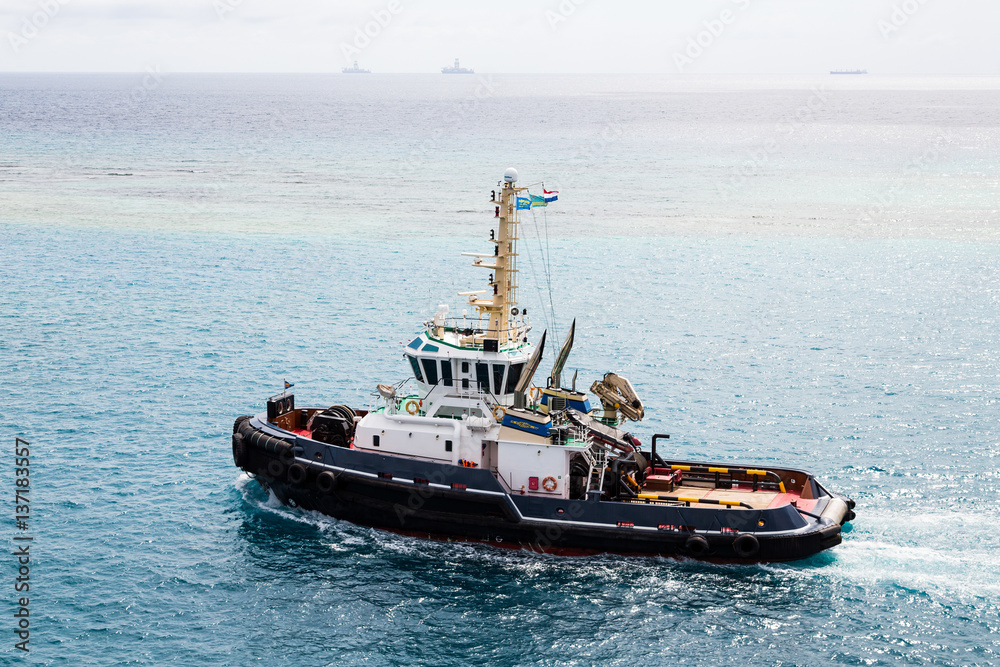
(316, 471), (338, 494)
(239, 421), (295, 460)
(267, 459), (285, 479)
(232, 432), (248, 468)
(287, 463), (307, 485)
(233, 415), (252, 434)
(685, 535), (710, 557)
(733, 533), (760, 558)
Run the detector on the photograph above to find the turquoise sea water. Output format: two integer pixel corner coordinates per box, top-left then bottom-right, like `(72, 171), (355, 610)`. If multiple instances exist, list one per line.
(2, 74), (999, 665)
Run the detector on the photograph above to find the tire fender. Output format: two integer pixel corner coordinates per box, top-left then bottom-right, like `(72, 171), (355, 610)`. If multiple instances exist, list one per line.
(232, 433), (248, 468)
(316, 471), (338, 494)
(267, 459), (285, 479)
(733, 533), (760, 558)
(685, 535), (710, 556)
(287, 463), (307, 485)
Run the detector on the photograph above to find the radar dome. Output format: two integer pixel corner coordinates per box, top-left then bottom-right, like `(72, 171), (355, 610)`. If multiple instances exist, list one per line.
(503, 168), (518, 183)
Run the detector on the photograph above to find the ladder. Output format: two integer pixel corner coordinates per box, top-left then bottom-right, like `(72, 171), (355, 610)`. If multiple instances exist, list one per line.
(580, 434), (608, 493)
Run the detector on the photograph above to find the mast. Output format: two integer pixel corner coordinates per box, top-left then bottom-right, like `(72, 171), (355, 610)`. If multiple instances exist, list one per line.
(463, 167), (526, 350)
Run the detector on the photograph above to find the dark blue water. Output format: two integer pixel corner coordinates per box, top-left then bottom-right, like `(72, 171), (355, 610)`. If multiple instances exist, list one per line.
(2, 74), (999, 665)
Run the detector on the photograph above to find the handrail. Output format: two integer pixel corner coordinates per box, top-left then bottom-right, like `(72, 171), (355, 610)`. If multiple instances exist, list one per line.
(794, 505), (823, 520)
(657, 463), (787, 494)
(651, 433), (670, 467)
(390, 381), (503, 418)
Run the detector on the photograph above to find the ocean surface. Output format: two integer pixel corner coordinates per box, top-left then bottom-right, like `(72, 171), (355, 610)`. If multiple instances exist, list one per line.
(2, 73), (999, 665)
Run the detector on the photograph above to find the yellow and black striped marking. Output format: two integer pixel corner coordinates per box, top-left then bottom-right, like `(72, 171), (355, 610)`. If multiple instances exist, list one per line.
(637, 493), (753, 509)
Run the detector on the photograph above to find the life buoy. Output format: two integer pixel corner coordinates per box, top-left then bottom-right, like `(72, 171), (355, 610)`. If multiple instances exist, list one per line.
(542, 476), (557, 492)
(404, 400), (419, 415)
(287, 463), (307, 485)
(685, 535), (710, 556)
(529, 386), (542, 402)
(267, 459), (285, 479)
(733, 533), (760, 558)
(493, 406), (505, 422)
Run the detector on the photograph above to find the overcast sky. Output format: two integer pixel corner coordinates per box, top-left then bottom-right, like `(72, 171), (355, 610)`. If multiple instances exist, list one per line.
(1, 0), (998, 74)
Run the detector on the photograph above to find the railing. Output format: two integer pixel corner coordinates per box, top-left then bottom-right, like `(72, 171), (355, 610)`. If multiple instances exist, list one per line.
(424, 318), (533, 338)
(648, 433), (787, 493)
(385, 380), (506, 421)
(662, 465), (787, 494)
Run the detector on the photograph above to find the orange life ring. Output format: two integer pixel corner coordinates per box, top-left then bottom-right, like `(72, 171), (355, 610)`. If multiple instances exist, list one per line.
(542, 476), (557, 492)
(493, 405), (505, 422)
(529, 386), (542, 402)
(404, 400), (419, 415)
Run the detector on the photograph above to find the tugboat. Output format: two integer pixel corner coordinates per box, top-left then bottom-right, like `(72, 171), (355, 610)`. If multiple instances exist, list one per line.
(231, 168), (856, 562)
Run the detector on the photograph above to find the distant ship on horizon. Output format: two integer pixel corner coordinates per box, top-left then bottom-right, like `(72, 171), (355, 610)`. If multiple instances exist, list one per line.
(830, 69), (868, 75)
(441, 58), (474, 74)
(343, 60), (371, 74)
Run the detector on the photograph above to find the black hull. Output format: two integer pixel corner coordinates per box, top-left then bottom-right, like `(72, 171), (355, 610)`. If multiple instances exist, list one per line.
(233, 416), (846, 563)
(263, 476), (841, 561)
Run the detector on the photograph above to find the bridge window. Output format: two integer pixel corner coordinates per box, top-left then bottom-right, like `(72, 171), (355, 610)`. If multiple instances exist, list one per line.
(421, 358), (439, 385)
(506, 363), (524, 394)
(476, 363), (490, 392)
(407, 355), (423, 382)
(492, 364), (505, 395)
(440, 359), (453, 387)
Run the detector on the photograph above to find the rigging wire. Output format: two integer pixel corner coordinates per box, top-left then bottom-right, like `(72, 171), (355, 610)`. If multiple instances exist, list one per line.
(542, 207), (557, 338)
(523, 208), (552, 335)
(529, 205), (558, 341)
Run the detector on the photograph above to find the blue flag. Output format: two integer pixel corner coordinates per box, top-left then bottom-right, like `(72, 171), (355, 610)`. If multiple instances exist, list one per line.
(516, 197), (531, 210)
(284, 380), (294, 390)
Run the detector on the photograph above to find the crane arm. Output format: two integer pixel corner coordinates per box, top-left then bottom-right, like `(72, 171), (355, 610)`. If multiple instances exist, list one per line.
(589, 372), (645, 422)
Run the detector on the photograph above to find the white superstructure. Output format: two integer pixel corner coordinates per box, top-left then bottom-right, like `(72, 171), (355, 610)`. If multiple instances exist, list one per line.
(353, 169), (586, 498)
